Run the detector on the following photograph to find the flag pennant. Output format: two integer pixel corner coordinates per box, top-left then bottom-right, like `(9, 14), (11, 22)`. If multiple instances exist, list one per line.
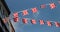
(22, 18), (28, 24)
(13, 12), (18, 18)
(55, 22), (60, 27)
(13, 17), (19, 22)
(47, 21), (52, 26)
(40, 4), (46, 8)
(39, 20), (44, 25)
(31, 19), (36, 24)
(22, 10), (28, 16)
(49, 3), (56, 9)
(32, 7), (38, 13)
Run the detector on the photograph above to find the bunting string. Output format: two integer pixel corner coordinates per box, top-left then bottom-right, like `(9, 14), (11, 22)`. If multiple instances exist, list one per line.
(7, 2), (60, 28)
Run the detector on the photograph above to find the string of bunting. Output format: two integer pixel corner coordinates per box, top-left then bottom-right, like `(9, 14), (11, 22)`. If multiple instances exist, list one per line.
(12, 2), (60, 27)
(13, 2), (56, 22)
(0, 1), (56, 28)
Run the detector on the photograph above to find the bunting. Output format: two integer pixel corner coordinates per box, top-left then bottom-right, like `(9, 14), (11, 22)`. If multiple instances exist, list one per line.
(31, 7), (38, 13)
(31, 19), (36, 24)
(13, 17), (19, 22)
(12, 2), (60, 28)
(13, 12), (18, 18)
(22, 18), (28, 24)
(47, 21), (52, 26)
(49, 3), (56, 9)
(40, 4), (46, 8)
(39, 20), (44, 25)
(22, 10), (28, 16)
(13, 12), (19, 22)
(55, 22), (60, 27)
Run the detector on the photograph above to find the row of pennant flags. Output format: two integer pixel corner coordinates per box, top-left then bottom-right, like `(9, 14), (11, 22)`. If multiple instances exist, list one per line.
(13, 2), (59, 17)
(13, 17), (60, 27)
(15, 18), (60, 27)
(13, 2), (57, 22)
(2, 1), (60, 28)
(3, 16), (60, 27)
(12, 2), (60, 27)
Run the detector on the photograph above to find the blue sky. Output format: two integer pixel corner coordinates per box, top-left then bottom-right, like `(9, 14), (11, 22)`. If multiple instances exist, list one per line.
(5, 0), (60, 32)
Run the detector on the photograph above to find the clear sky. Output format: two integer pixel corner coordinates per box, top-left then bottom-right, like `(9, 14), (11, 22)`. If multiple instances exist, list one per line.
(5, 0), (60, 32)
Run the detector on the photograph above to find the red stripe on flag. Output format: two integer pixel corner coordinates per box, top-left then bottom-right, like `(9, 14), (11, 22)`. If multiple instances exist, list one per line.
(55, 22), (60, 27)
(39, 20), (44, 25)
(50, 3), (56, 9)
(47, 21), (52, 26)
(40, 4), (46, 8)
(13, 12), (18, 18)
(14, 17), (19, 22)
(22, 18), (28, 24)
(32, 7), (38, 13)
(22, 10), (28, 16)
(31, 19), (36, 24)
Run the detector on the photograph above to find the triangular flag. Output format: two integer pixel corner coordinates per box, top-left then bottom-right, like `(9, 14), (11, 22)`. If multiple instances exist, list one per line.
(39, 20), (44, 25)
(49, 3), (56, 9)
(55, 22), (60, 27)
(40, 4), (46, 8)
(13, 12), (18, 18)
(13, 17), (19, 22)
(31, 7), (38, 13)
(47, 21), (52, 26)
(22, 18), (28, 24)
(22, 10), (28, 16)
(31, 19), (36, 24)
